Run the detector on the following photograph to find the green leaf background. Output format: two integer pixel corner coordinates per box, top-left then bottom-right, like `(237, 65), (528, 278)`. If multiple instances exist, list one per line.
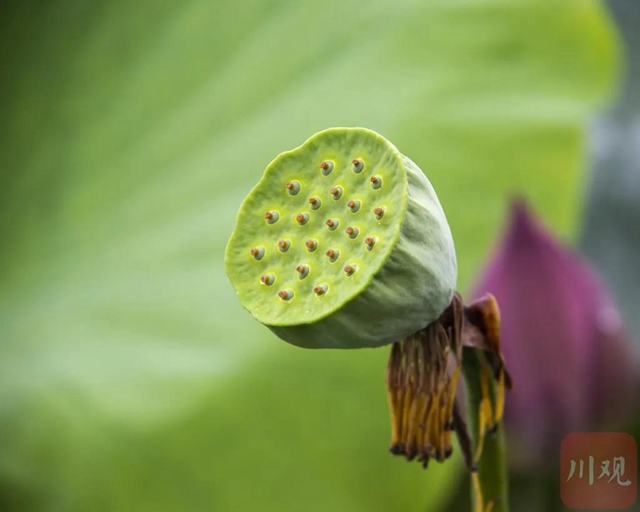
(0, 1), (618, 511)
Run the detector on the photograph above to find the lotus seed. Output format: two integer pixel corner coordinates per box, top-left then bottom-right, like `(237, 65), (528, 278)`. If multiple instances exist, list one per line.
(296, 264), (310, 279)
(344, 265), (357, 276)
(320, 161), (334, 175)
(330, 187), (343, 200)
(345, 226), (359, 239)
(365, 237), (376, 250)
(305, 239), (318, 252)
(326, 248), (340, 262)
(265, 211), (279, 224)
(313, 284), (328, 296)
(347, 200), (361, 213)
(285, 181), (301, 195)
(250, 246), (265, 260)
(326, 218), (339, 230)
(278, 239), (291, 252)
(278, 289), (294, 301)
(370, 176), (382, 189)
(309, 196), (321, 210)
(352, 159), (364, 173)
(296, 213), (310, 225)
(374, 206), (386, 220)
(260, 274), (275, 286)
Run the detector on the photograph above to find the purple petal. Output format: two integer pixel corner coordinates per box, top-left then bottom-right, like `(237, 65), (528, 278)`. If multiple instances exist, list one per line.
(472, 199), (637, 469)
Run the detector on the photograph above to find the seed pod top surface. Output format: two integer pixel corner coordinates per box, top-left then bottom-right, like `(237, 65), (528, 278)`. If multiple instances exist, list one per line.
(226, 128), (405, 324)
(225, 127), (457, 348)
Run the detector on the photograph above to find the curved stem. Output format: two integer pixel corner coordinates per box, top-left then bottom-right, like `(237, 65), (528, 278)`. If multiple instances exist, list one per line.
(462, 349), (509, 512)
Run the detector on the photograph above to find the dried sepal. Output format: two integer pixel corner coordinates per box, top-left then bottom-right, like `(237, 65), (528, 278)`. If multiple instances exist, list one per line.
(386, 292), (512, 476)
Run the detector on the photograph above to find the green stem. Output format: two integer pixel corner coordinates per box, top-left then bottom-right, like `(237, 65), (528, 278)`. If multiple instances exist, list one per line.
(462, 349), (509, 512)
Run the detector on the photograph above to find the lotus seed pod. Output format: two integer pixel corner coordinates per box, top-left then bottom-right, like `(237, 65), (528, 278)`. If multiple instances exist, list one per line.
(224, 127), (457, 349)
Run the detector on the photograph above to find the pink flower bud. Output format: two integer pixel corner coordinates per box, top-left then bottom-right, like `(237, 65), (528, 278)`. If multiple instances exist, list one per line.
(472, 200), (638, 470)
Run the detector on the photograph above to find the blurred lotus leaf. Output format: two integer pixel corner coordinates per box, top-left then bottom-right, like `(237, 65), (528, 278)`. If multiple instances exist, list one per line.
(0, 1), (618, 511)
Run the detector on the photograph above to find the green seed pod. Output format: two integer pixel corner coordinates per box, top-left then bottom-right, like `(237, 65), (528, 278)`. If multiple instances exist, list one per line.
(225, 127), (457, 349)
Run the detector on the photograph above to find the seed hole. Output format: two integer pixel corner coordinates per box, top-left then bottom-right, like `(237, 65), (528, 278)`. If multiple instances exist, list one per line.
(352, 159), (364, 173)
(320, 161), (334, 176)
(347, 200), (361, 213)
(325, 249), (340, 262)
(330, 187), (343, 200)
(265, 211), (279, 224)
(365, 237), (377, 251)
(296, 213), (310, 225)
(296, 264), (309, 279)
(345, 226), (359, 239)
(313, 284), (328, 296)
(285, 181), (300, 195)
(343, 265), (356, 277)
(309, 196), (321, 210)
(260, 274), (275, 286)
(305, 239), (318, 252)
(250, 246), (265, 260)
(278, 289), (294, 301)
(326, 218), (339, 231)
(374, 206), (386, 220)
(278, 239), (291, 252)
(370, 176), (382, 190)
